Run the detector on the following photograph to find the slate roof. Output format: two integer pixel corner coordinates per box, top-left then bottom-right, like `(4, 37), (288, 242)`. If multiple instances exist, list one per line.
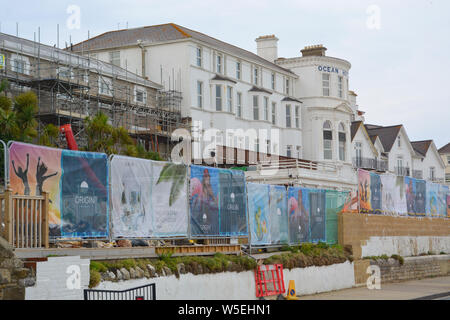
(411, 140), (432, 157)
(365, 125), (403, 153)
(438, 142), (450, 154)
(71, 23), (297, 76)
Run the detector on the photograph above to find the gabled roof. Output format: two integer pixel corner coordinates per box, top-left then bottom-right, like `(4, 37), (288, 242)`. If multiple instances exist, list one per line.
(351, 121), (379, 156)
(365, 125), (402, 152)
(351, 121), (362, 141)
(411, 140), (432, 157)
(438, 142), (450, 154)
(71, 23), (297, 76)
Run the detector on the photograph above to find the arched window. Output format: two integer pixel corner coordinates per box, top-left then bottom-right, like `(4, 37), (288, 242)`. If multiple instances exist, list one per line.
(323, 121), (333, 160)
(339, 123), (346, 161)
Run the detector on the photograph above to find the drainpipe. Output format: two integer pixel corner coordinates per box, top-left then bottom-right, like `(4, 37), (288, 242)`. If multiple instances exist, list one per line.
(137, 40), (147, 79)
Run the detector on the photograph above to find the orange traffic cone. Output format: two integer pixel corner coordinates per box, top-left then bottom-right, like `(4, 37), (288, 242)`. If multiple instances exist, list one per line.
(286, 280), (299, 300)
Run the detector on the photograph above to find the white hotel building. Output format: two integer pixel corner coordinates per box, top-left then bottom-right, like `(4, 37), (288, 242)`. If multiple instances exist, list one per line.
(72, 24), (301, 163)
(72, 23), (445, 189)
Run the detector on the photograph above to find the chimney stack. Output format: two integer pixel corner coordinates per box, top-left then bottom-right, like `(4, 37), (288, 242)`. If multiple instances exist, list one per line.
(301, 44), (327, 57)
(255, 35), (279, 62)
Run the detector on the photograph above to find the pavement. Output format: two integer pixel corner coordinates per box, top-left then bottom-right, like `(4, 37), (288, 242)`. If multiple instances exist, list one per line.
(297, 276), (450, 300)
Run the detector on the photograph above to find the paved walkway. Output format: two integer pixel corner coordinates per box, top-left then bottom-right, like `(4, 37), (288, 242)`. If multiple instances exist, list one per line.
(298, 276), (450, 300)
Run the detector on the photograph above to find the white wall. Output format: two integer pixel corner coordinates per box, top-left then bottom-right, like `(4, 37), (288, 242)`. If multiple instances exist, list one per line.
(352, 127), (378, 161)
(26, 256), (90, 300)
(361, 236), (450, 258)
(387, 129), (413, 174)
(96, 262), (355, 300)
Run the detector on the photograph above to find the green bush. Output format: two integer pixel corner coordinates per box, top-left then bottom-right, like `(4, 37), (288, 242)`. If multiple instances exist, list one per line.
(391, 254), (404, 265)
(90, 261), (107, 273)
(89, 270), (101, 288)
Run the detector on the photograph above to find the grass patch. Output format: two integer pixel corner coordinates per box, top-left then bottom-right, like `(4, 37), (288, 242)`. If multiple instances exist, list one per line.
(264, 243), (349, 270)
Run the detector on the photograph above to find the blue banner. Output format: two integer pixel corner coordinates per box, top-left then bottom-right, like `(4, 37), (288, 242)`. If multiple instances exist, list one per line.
(247, 183), (270, 246)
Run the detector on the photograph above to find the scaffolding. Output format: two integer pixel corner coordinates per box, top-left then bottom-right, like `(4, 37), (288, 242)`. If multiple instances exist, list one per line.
(0, 32), (187, 159)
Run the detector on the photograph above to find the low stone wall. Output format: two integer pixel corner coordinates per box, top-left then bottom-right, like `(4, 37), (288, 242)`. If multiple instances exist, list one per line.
(338, 212), (450, 258)
(0, 237), (35, 300)
(354, 255), (450, 286)
(96, 261), (355, 300)
(372, 255), (450, 284)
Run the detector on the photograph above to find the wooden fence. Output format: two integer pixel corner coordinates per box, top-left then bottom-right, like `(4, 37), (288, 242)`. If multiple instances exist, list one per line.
(0, 189), (49, 248)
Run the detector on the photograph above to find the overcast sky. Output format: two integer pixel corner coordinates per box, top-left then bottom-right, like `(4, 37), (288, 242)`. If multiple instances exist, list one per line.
(1, 0), (449, 148)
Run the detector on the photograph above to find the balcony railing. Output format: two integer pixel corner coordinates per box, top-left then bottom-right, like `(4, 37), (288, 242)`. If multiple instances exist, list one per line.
(412, 170), (423, 179)
(352, 157), (388, 172)
(395, 166), (410, 177)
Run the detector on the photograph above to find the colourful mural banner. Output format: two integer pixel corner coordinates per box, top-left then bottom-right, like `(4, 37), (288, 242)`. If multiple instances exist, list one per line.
(9, 142), (108, 238)
(380, 173), (407, 216)
(247, 183), (270, 246)
(358, 169), (371, 213)
(438, 185), (449, 218)
(447, 195), (450, 218)
(325, 190), (350, 245)
(60, 150), (108, 238)
(405, 176), (426, 216)
(190, 165), (247, 237)
(269, 185), (289, 245)
(218, 169), (248, 237)
(288, 187), (310, 244)
(152, 161), (189, 237)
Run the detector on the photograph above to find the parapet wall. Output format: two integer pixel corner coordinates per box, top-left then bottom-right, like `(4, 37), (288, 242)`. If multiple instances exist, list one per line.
(338, 213), (450, 259)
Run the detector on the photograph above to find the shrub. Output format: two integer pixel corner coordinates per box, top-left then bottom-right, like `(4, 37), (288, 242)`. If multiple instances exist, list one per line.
(90, 261), (107, 273)
(89, 270), (101, 288)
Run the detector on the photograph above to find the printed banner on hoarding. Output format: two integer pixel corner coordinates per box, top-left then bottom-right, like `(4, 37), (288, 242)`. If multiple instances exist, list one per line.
(110, 156), (153, 238)
(190, 166), (248, 237)
(288, 187), (310, 244)
(325, 191), (350, 245)
(269, 185), (289, 245)
(405, 176), (426, 216)
(110, 156), (188, 238)
(152, 161), (188, 237)
(60, 150), (108, 238)
(247, 183), (270, 246)
(9, 142), (109, 238)
(358, 169), (382, 214)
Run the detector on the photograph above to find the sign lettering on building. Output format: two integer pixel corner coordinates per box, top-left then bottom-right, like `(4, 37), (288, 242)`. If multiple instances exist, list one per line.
(318, 65), (348, 77)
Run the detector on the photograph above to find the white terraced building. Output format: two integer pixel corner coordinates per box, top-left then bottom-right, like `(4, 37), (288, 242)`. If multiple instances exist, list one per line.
(71, 23), (445, 189)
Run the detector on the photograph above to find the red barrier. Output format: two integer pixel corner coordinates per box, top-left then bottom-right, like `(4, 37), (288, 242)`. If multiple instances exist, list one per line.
(254, 264), (285, 298)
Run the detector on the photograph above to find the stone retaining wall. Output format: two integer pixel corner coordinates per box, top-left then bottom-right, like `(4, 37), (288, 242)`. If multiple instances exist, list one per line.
(354, 255), (450, 286)
(0, 237), (35, 300)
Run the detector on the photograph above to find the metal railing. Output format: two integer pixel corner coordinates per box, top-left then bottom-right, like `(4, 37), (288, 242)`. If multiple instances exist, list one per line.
(352, 157), (388, 172)
(84, 284), (156, 300)
(256, 158), (337, 173)
(0, 188), (49, 248)
(395, 166), (410, 177)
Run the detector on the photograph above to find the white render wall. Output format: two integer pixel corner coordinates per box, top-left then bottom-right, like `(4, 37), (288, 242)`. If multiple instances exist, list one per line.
(417, 146), (445, 181)
(352, 127), (378, 161)
(96, 262), (355, 300)
(25, 256), (90, 300)
(361, 236), (450, 258)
